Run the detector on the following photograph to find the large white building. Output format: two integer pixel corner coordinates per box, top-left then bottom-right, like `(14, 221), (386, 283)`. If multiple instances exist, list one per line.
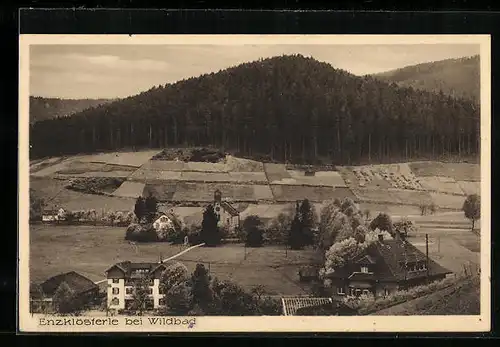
(104, 260), (178, 310)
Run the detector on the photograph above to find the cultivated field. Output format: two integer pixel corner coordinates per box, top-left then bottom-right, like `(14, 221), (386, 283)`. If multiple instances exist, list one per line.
(30, 225), (319, 295)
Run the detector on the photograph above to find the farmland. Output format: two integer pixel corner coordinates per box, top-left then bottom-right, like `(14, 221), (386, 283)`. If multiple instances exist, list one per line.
(30, 151), (481, 212)
(30, 225), (320, 295)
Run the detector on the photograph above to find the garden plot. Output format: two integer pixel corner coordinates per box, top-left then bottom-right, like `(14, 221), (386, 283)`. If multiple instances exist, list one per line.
(338, 164), (421, 190)
(112, 181), (146, 198)
(240, 204), (293, 222)
(140, 160), (185, 171)
(252, 185), (275, 200)
(271, 185), (356, 202)
(30, 158), (76, 177)
(128, 168), (182, 181)
(358, 203), (422, 217)
(417, 176), (465, 195)
(172, 182), (257, 202)
(225, 155), (265, 172)
(283, 170), (347, 187)
(227, 172), (268, 183)
(180, 171), (233, 182)
(144, 183), (177, 201)
(430, 192), (466, 210)
(183, 161), (228, 172)
(264, 163), (291, 183)
(352, 188), (433, 206)
(72, 150), (160, 167)
(457, 181), (480, 196)
(409, 162), (480, 181)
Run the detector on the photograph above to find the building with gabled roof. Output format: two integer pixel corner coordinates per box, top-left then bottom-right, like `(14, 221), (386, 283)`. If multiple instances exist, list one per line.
(213, 189), (240, 232)
(105, 259), (180, 310)
(30, 271), (99, 312)
(325, 234), (452, 298)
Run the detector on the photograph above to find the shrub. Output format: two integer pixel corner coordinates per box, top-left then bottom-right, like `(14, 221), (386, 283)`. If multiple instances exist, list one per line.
(53, 282), (80, 314)
(164, 281), (193, 315)
(125, 223), (158, 242)
(342, 292), (376, 311)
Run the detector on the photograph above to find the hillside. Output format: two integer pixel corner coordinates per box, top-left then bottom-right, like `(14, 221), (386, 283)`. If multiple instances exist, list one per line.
(372, 55), (480, 103)
(29, 96), (114, 124)
(30, 54), (479, 164)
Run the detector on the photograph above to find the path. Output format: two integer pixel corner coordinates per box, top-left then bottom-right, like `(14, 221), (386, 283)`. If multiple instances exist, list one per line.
(94, 242), (206, 285)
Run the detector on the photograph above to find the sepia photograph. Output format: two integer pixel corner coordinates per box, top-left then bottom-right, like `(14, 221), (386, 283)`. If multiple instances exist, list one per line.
(18, 34), (490, 332)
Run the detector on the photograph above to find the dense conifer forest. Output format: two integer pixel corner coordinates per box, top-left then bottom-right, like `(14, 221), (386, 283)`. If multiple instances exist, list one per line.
(30, 54), (479, 164)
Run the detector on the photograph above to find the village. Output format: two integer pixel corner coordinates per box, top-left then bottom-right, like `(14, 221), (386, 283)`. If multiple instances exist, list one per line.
(29, 179), (481, 317)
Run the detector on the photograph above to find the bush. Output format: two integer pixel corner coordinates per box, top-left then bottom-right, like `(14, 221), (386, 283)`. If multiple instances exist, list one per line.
(342, 292), (376, 311)
(164, 281), (193, 315)
(125, 223), (158, 242)
(266, 212), (293, 245)
(160, 262), (190, 293)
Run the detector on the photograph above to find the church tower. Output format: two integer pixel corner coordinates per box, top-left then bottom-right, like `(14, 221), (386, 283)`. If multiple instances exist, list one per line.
(214, 189), (222, 221)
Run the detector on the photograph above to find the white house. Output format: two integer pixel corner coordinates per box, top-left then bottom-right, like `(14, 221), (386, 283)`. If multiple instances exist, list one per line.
(104, 260), (179, 310)
(152, 213), (175, 232)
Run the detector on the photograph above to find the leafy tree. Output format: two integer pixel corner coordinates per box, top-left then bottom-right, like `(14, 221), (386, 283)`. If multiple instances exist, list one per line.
(200, 205), (221, 247)
(210, 278), (256, 315)
(134, 196), (146, 222)
(190, 264), (213, 310)
(130, 277), (151, 315)
(369, 213), (393, 235)
(266, 211), (293, 245)
(463, 194), (481, 231)
(53, 282), (78, 314)
(159, 262), (190, 294)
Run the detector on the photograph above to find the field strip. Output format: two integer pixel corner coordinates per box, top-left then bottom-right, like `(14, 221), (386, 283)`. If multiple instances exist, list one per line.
(93, 243), (206, 285)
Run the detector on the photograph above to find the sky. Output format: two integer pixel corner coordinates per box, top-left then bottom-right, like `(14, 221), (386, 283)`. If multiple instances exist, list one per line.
(29, 44), (480, 99)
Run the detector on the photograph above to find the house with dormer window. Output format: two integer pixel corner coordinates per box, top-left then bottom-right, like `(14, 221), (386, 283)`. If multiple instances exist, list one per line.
(325, 234), (452, 298)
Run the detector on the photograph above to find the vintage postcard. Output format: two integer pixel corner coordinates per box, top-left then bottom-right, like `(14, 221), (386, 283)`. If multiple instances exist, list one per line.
(19, 34), (491, 333)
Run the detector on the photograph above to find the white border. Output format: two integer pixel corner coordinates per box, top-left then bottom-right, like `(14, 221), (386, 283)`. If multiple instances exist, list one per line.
(18, 34), (491, 333)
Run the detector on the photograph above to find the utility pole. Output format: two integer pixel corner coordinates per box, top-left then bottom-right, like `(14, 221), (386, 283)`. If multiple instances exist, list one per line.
(426, 234), (430, 281)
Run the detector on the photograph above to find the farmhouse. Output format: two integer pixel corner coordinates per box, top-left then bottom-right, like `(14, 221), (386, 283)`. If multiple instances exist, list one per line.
(152, 213), (175, 232)
(30, 271), (99, 311)
(213, 189), (240, 231)
(105, 260), (179, 310)
(42, 207), (67, 222)
(325, 234), (452, 298)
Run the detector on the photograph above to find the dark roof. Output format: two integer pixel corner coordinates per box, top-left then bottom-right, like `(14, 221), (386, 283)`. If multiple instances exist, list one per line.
(326, 239), (452, 282)
(39, 271), (98, 296)
(348, 272), (375, 281)
(105, 260), (178, 278)
(220, 201), (239, 217)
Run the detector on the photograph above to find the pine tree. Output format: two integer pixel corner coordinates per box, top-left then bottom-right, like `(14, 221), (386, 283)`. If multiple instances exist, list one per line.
(134, 196), (146, 223)
(144, 193), (158, 223)
(201, 205), (220, 247)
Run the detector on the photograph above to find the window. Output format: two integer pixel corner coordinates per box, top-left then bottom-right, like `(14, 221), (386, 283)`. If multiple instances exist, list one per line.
(126, 287), (133, 295)
(362, 289), (370, 295)
(112, 279), (119, 284)
(337, 286), (345, 295)
(159, 298), (166, 306)
(112, 288), (119, 295)
(355, 289), (362, 296)
(111, 298), (119, 306)
(148, 288), (153, 295)
(360, 266), (369, 273)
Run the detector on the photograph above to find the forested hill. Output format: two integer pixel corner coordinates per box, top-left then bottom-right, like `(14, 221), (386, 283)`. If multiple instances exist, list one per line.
(30, 54), (479, 164)
(372, 55), (480, 103)
(29, 97), (114, 124)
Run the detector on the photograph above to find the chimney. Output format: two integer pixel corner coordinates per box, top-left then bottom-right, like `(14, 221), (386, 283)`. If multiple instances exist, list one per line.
(378, 234), (384, 242)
